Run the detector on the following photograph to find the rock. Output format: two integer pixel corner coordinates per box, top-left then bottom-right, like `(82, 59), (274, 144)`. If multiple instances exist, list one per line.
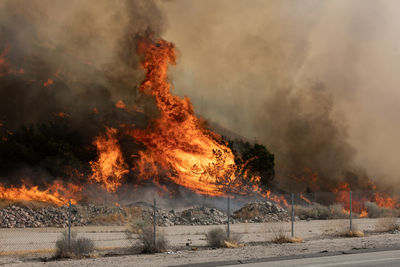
(0, 200), (290, 228)
(232, 201), (290, 223)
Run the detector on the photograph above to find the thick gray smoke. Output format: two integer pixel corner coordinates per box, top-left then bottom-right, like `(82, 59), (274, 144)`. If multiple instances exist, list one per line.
(1, 0), (399, 195)
(162, 0), (400, 193)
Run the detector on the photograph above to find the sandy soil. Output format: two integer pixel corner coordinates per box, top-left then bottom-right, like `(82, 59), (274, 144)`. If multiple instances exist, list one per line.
(0, 218), (399, 266)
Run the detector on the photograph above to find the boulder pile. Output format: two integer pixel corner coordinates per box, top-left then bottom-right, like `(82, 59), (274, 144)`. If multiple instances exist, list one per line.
(232, 201), (290, 222)
(0, 201), (289, 228)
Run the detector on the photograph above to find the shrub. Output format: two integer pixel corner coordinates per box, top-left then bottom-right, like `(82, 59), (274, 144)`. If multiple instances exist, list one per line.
(374, 217), (400, 232)
(127, 218), (149, 234)
(205, 227), (241, 248)
(295, 203), (348, 220)
(206, 228), (226, 247)
(329, 204), (349, 219)
(55, 231), (95, 258)
(126, 219), (168, 253)
(270, 224), (302, 243)
(321, 221), (364, 237)
(365, 202), (397, 218)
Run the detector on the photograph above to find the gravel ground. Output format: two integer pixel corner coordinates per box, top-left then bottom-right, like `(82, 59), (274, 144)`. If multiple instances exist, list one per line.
(0, 218), (399, 266)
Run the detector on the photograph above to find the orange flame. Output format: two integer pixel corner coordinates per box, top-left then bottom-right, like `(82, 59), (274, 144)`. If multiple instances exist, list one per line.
(43, 79), (54, 87)
(0, 181), (81, 206)
(300, 193), (312, 204)
(359, 209), (368, 217)
(129, 38), (239, 196)
(55, 112), (70, 118)
(333, 181), (398, 213)
(116, 100), (127, 109)
(373, 192), (397, 209)
(90, 127), (129, 192)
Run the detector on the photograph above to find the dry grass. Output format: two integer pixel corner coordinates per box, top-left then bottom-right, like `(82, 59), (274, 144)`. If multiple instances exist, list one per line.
(365, 202), (399, 218)
(124, 206), (145, 220)
(321, 220), (348, 236)
(343, 230), (365, 237)
(294, 203), (348, 220)
(374, 217), (400, 233)
(321, 221), (364, 237)
(0, 199), (53, 210)
(269, 224), (302, 244)
(55, 231), (95, 259)
(205, 227), (242, 248)
(90, 213), (126, 225)
(126, 219), (168, 253)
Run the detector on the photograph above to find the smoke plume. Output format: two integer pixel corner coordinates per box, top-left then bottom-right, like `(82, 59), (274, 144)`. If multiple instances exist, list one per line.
(0, 0), (165, 186)
(1, 0), (399, 196)
(162, 0), (400, 193)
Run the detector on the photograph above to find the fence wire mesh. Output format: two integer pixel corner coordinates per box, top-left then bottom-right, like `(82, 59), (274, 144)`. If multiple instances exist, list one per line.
(0, 190), (399, 256)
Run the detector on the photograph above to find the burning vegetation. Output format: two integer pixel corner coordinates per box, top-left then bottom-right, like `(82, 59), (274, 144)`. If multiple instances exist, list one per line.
(0, 35), (275, 205)
(0, 0), (398, 217)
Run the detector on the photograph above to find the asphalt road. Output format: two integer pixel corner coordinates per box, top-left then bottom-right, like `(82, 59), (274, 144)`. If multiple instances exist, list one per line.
(223, 250), (400, 267)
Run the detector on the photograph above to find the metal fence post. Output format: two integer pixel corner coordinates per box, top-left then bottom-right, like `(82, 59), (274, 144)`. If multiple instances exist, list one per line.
(153, 198), (156, 248)
(291, 193), (294, 237)
(68, 200), (71, 249)
(227, 194), (230, 239)
(349, 191), (352, 231)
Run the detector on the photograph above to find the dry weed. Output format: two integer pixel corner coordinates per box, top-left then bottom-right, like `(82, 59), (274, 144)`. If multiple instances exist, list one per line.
(205, 227), (242, 248)
(126, 218), (168, 253)
(90, 213), (126, 225)
(321, 220), (364, 237)
(0, 199), (52, 210)
(374, 217), (400, 233)
(270, 224), (302, 243)
(55, 231), (95, 259)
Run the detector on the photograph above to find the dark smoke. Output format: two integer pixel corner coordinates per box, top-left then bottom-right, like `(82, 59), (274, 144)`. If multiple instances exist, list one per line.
(0, 0), (164, 186)
(0, 0), (398, 196)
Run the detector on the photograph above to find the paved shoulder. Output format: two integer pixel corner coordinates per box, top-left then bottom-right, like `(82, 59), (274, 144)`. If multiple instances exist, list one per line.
(227, 250), (400, 267)
(169, 247), (400, 267)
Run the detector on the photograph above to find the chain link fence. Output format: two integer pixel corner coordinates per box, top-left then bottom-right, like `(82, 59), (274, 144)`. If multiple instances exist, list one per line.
(0, 190), (399, 257)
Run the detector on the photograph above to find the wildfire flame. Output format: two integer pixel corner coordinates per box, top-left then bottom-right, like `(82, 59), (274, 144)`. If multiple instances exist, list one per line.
(0, 182), (81, 206)
(116, 100), (127, 110)
(333, 181), (398, 217)
(1, 35), (399, 211)
(129, 38), (238, 196)
(360, 209), (368, 217)
(90, 127), (129, 192)
(300, 193), (312, 204)
(373, 192), (397, 209)
(43, 78), (54, 87)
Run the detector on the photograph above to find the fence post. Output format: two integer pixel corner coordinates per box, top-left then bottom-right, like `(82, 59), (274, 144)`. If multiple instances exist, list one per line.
(227, 194), (230, 239)
(349, 191), (352, 231)
(291, 193), (294, 237)
(153, 198), (156, 248)
(68, 200), (71, 249)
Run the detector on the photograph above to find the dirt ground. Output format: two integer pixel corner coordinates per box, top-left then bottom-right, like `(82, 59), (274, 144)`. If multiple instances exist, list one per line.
(0, 218), (399, 266)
